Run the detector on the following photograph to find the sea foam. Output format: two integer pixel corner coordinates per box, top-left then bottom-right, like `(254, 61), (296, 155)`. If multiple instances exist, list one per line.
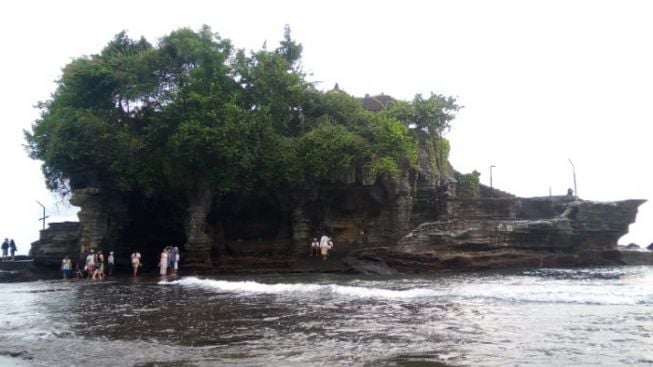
(161, 273), (653, 305)
(162, 276), (439, 300)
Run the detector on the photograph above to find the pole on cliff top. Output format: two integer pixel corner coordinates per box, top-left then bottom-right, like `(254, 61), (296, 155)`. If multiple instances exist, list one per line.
(489, 165), (495, 193)
(36, 201), (49, 230)
(568, 159), (577, 197)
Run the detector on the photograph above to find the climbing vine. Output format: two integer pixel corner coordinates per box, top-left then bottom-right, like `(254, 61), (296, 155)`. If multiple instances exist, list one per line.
(425, 135), (450, 181)
(455, 170), (480, 198)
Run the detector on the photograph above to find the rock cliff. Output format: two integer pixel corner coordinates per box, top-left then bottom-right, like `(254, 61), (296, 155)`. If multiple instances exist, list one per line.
(29, 222), (81, 268)
(29, 131), (647, 274)
(347, 196), (646, 273)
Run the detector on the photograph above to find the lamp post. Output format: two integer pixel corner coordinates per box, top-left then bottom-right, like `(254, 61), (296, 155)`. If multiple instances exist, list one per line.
(568, 159), (577, 197)
(36, 201), (49, 230)
(490, 165), (495, 191)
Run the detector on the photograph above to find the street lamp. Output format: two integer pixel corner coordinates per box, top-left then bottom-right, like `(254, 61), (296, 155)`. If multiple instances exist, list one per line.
(490, 165), (495, 191)
(36, 201), (49, 230)
(568, 159), (577, 197)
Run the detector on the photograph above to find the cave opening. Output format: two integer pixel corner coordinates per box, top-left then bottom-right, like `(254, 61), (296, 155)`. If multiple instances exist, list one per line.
(216, 192), (289, 256)
(307, 184), (384, 249)
(121, 193), (186, 271)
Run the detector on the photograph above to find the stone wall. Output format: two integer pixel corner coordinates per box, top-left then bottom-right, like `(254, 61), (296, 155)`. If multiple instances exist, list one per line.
(447, 198), (520, 220)
(29, 222), (81, 268)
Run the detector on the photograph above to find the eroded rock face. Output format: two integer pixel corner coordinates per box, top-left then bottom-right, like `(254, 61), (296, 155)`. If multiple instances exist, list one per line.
(215, 175), (413, 262)
(69, 188), (130, 253)
(27, 132), (647, 274)
(30, 189), (647, 273)
(29, 222), (81, 268)
(351, 196), (647, 273)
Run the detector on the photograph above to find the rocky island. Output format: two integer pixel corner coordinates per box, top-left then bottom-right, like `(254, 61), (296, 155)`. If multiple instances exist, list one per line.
(28, 142), (648, 275)
(25, 27), (649, 276)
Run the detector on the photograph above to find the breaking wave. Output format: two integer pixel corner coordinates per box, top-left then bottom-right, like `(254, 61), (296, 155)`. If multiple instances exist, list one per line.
(162, 276), (439, 299)
(162, 270), (653, 305)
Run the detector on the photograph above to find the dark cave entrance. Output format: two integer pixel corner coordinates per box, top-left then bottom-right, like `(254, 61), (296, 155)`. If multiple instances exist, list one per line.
(121, 193), (187, 271)
(306, 184), (384, 248)
(215, 192), (289, 256)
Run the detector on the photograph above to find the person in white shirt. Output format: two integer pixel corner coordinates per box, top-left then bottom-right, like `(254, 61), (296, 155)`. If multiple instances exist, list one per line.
(320, 235), (333, 260)
(159, 248), (169, 277)
(107, 251), (115, 275)
(85, 250), (96, 278)
(61, 256), (72, 279)
(130, 251), (141, 277)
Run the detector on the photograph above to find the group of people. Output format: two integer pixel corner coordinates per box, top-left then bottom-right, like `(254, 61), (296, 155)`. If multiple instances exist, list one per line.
(68, 249), (114, 279)
(61, 246), (181, 279)
(310, 235), (334, 260)
(1, 238), (17, 261)
(158, 246), (180, 277)
(61, 249), (115, 279)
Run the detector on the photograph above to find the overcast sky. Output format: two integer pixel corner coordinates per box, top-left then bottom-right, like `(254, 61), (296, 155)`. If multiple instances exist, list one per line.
(1, 0), (651, 254)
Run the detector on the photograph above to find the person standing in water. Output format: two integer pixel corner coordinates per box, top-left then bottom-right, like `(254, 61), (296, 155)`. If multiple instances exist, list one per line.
(92, 251), (105, 280)
(107, 251), (115, 276)
(169, 246), (179, 275)
(61, 256), (72, 279)
(175, 246), (181, 274)
(85, 249), (96, 278)
(158, 248), (169, 277)
(131, 250), (141, 277)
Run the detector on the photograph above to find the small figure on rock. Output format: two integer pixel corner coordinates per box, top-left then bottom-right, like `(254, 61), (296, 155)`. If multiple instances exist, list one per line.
(320, 235), (333, 260)
(310, 238), (320, 256)
(9, 239), (16, 261)
(567, 188), (574, 196)
(1, 238), (8, 261)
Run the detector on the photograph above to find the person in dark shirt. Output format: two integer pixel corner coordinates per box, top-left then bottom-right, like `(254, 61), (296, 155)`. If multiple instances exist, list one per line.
(9, 239), (17, 261)
(1, 239), (8, 261)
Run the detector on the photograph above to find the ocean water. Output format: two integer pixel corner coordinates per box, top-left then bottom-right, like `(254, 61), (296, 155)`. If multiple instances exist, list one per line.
(0, 266), (652, 366)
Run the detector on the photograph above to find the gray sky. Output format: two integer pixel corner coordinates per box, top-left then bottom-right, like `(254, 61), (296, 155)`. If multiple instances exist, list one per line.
(1, 0), (651, 254)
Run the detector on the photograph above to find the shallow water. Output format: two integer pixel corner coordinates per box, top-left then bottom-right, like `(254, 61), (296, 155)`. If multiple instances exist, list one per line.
(0, 266), (652, 366)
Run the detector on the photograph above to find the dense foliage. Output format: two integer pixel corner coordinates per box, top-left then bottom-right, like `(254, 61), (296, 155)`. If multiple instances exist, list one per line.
(25, 26), (459, 198)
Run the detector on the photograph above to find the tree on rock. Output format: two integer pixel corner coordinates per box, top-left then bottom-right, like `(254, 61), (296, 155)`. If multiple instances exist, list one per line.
(25, 26), (458, 270)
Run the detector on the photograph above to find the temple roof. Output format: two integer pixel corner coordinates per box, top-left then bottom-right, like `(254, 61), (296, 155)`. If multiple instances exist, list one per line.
(360, 93), (395, 112)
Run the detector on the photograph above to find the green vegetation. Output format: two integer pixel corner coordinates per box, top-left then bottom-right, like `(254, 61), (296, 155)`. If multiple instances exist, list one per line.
(24, 26), (463, 265)
(455, 170), (481, 198)
(425, 135), (450, 181)
(26, 26), (463, 196)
